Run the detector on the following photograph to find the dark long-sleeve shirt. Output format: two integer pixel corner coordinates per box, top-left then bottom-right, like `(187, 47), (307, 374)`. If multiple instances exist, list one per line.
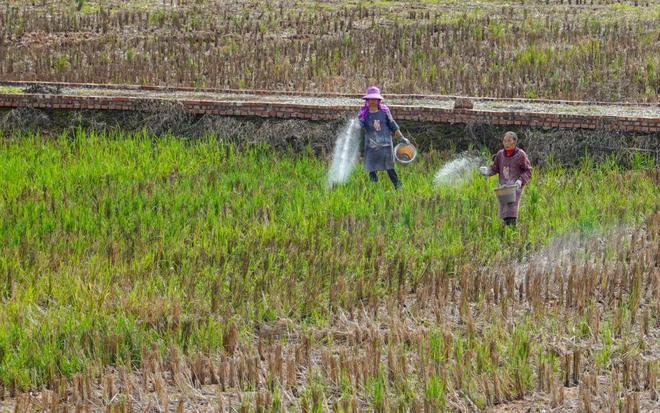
(486, 148), (533, 218)
(359, 110), (400, 172)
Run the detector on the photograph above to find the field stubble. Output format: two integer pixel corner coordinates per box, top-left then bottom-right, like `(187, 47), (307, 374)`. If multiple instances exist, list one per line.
(0, 0), (658, 101)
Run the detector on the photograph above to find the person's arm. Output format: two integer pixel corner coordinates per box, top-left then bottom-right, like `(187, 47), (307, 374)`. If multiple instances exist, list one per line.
(386, 112), (408, 143)
(516, 151), (532, 187)
(480, 152), (500, 176)
(385, 111), (399, 131)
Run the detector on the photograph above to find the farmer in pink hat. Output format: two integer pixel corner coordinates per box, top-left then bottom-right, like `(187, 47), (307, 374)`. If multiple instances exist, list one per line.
(480, 131), (533, 226)
(358, 86), (409, 188)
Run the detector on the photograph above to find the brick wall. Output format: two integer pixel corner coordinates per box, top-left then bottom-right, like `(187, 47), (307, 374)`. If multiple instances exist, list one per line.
(0, 92), (658, 133)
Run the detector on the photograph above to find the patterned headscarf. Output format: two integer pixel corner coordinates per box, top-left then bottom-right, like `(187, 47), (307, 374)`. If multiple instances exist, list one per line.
(358, 100), (390, 121)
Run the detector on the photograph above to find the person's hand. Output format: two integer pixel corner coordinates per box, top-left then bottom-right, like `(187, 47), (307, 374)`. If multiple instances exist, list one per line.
(479, 166), (489, 176)
(515, 180), (522, 189)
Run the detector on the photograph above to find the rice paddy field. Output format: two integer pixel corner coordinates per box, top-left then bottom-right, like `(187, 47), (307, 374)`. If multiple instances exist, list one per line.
(0, 0), (659, 101)
(0, 129), (658, 412)
(0, 0), (659, 411)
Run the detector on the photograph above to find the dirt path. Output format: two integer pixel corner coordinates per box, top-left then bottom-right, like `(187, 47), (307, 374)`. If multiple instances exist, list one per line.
(2, 81), (659, 120)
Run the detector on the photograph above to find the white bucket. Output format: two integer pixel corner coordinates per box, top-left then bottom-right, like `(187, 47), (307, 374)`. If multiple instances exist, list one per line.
(394, 143), (417, 165)
(494, 184), (517, 204)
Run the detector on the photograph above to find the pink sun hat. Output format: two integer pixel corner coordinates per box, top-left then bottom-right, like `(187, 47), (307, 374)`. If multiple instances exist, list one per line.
(362, 86), (384, 100)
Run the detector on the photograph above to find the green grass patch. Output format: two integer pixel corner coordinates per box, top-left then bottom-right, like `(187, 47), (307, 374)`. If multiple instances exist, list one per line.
(0, 86), (23, 94)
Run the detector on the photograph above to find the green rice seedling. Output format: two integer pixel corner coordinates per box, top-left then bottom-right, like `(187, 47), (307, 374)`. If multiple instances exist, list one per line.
(424, 374), (447, 411)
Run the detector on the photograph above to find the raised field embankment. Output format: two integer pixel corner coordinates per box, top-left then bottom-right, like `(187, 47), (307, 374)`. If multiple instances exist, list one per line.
(1, 81), (658, 132)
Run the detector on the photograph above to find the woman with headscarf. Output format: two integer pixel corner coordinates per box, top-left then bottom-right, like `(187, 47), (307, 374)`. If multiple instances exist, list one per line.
(480, 131), (533, 226)
(358, 86), (408, 188)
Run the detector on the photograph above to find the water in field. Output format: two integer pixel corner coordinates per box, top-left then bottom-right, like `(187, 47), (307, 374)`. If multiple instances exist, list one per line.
(433, 154), (483, 186)
(328, 118), (361, 187)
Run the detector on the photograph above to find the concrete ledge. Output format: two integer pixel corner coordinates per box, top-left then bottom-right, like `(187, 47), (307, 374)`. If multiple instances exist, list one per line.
(3, 80), (658, 107)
